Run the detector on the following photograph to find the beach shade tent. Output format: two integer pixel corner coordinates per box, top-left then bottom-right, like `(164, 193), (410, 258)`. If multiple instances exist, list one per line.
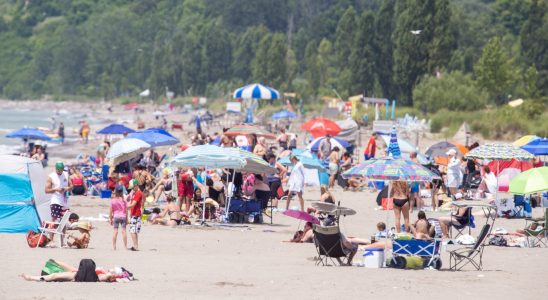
(513, 135), (540, 147)
(127, 131), (179, 148)
(452, 122), (471, 146)
(379, 134), (429, 165)
(106, 138), (151, 166)
(272, 110), (297, 120)
(144, 128), (176, 138)
(224, 124), (276, 139)
(335, 119), (359, 143)
(387, 126), (402, 158)
(521, 138), (548, 156)
(97, 123), (136, 135)
(301, 117), (341, 138)
(509, 167), (548, 195)
(426, 141), (461, 158)
(233, 83), (280, 100)
(307, 136), (350, 153)
(0, 155), (50, 233)
(465, 143), (534, 199)
(6, 128), (52, 141)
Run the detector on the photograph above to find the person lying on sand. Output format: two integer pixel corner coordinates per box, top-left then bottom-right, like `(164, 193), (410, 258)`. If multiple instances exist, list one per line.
(20, 259), (115, 282)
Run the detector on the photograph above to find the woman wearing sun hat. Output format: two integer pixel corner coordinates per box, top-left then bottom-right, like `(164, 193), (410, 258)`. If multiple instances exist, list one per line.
(67, 222), (91, 249)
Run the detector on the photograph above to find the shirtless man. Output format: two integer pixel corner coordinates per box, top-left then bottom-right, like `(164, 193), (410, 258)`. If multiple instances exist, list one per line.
(410, 211), (434, 240)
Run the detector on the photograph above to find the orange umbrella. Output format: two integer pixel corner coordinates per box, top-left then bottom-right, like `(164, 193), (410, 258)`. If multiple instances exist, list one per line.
(301, 118), (341, 138)
(454, 143), (469, 155)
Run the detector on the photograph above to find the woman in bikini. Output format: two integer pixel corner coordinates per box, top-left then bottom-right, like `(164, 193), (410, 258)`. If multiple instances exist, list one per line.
(153, 195), (182, 227)
(391, 181), (410, 233)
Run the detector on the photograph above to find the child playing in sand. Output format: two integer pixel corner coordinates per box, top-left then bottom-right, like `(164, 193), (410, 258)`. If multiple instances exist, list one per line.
(66, 222), (91, 249)
(109, 185), (127, 251)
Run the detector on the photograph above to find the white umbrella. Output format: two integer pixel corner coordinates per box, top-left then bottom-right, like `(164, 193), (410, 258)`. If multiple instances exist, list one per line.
(107, 138), (151, 165)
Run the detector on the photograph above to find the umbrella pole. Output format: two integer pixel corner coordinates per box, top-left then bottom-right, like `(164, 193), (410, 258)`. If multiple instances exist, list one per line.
(225, 170), (236, 222)
(201, 169), (208, 225)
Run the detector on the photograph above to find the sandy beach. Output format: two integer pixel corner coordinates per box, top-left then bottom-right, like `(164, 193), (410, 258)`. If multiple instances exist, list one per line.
(1, 100), (546, 299)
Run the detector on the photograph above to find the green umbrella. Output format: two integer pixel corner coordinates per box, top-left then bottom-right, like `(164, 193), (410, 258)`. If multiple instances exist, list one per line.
(509, 167), (548, 195)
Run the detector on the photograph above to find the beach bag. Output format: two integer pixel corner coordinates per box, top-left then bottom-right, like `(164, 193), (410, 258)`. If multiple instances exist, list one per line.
(26, 231), (49, 248)
(488, 235), (507, 247)
(41, 259), (65, 276)
(381, 198), (394, 210)
(276, 186), (286, 199)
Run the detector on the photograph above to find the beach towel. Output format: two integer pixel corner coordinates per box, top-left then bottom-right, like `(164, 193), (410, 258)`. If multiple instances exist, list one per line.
(41, 259), (65, 276)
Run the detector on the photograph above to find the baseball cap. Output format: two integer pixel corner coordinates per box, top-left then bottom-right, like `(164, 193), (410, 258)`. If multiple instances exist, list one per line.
(128, 179), (139, 190)
(55, 162), (65, 170)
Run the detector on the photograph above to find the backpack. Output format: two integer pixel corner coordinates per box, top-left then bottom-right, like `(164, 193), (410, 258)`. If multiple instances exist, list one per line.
(26, 230), (49, 248)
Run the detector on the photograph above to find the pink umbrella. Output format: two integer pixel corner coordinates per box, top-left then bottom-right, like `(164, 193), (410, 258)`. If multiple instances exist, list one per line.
(283, 209), (320, 225)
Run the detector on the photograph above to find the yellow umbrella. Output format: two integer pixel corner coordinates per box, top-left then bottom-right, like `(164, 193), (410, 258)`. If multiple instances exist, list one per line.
(513, 135), (540, 147)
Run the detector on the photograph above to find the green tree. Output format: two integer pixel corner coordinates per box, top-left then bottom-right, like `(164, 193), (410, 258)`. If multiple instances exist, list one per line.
(317, 38), (334, 89)
(349, 11), (376, 96)
(265, 33), (287, 89)
(413, 71), (488, 113)
(251, 34), (272, 84)
(428, 0), (456, 73)
(520, 0), (548, 95)
(285, 47), (297, 90)
(334, 7), (357, 70)
(304, 41), (320, 95)
(232, 26), (269, 82)
(374, 0), (396, 99)
(474, 37), (515, 105)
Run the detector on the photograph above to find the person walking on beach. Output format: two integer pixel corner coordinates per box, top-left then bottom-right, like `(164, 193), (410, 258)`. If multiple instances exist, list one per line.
(45, 162), (73, 222)
(446, 149), (462, 196)
(286, 155), (305, 211)
(58, 122), (65, 144)
(319, 134), (332, 160)
(127, 179), (143, 251)
(364, 132), (377, 161)
(109, 185), (128, 251)
(277, 128), (288, 150)
(328, 147), (340, 189)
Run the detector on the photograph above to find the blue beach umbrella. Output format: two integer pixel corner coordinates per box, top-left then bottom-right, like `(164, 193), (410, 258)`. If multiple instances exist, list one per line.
(6, 128), (52, 141)
(127, 131), (180, 148)
(278, 149), (326, 171)
(233, 83), (280, 100)
(387, 126), (401, 158)
(307, 136), (351, 153)
(272, 110), (297, 120)
(521, 138), (548, 156)
(144, 128), (176, 138)
(97, 123), (136, 135)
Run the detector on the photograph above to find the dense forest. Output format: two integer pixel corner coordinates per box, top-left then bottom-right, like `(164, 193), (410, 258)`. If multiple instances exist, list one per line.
(0, 0), (546, 116)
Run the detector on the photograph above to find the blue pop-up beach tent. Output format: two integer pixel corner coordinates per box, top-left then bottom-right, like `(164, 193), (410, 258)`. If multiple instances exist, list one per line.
(0, 155), (50, 233)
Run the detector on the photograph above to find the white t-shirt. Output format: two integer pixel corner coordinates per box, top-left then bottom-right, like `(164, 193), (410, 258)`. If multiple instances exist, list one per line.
(288, 162), (305, 192)
(49, 171), (69, 207)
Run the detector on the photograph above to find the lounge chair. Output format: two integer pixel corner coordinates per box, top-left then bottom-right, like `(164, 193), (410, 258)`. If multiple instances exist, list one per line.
(312, 225), (357, 266)
(524, 208), (547, 247)
(37, 212), (71, 248)
(450, 207), (474, 238)
(449, 224), (491, 271)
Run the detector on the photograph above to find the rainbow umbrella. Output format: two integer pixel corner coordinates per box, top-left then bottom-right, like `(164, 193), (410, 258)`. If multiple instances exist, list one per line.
(342, 157), (440, 182)
(224, 124), (275, 139)
(387, 126), (401, 158)
(465, 143), (534, 161)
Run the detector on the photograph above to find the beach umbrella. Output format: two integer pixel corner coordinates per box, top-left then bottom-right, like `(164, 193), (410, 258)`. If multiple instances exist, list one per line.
(306, 136), (350, 152)
(278, 150), (326, 171)
(465, 143), (534, 161)
(97, 123), (136, 135)
(509, 167), (548, 195)
(233, 83), (280, 100)
(425, 141), (461, 158)
(224, 124), (275, 139)
(283, 209), (321, 225)
(272, 110), (297, 120)
(124, 103), (140, 110)
(387, 126), (401, 158)
(301, 117), (341, 138)
(171, 145), (245, 169)
(6, 128), (52, 141)
(342, 157), (441, 182)
(127, 131), (179, 148)
(225, 148), (276, 174)
(378, 134), (429, 164)
(521, 138), (548, 156)
(106, 138), (151, 164)
(513, 135), (540, 147)
(144, 128), (175, 138)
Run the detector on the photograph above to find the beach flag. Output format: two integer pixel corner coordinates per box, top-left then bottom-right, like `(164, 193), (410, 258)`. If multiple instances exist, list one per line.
(388, 126), (401, 158)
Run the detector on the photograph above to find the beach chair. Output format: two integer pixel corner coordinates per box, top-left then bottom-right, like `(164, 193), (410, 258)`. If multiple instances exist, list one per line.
(450, 207), (474, 238)
(255, 190), (273, 224)
(37, 212), (71, 248)
(312, 225), (356, 266)
(524, 208), (547, 247)
(449, 224), (490, 271)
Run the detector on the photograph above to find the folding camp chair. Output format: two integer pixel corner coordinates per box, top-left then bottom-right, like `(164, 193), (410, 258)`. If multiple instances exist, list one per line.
(312, 225), (356, 266)
(450, 207), (474, 238)
(449, 224), (491, 271)
(255, 190), (273, 224)
(524, 208), (547, 247)
(37, 212), (71, 248)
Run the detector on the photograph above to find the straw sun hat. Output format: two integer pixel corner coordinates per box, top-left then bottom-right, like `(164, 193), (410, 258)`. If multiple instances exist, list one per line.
(76, 222), (92, 232)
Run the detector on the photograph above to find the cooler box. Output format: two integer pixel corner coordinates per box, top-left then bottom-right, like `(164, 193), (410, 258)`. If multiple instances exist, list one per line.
(100, 189), (112, 199)
(319, 172), (329, 186)
(363, 248), (384, 268)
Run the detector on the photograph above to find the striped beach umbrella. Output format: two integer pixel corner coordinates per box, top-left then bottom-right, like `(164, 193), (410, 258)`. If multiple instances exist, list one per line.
(171, 145), (245, 169)
(464, 143), (534, 161)
(224, 124), (275, 139)
(387, 126), (401, 158)
(342, 157), (440, 182)
(233, 83), (280, 100)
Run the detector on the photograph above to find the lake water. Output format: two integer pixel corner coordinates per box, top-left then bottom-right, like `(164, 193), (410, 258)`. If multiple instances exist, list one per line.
(0, 108), (91, 154)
